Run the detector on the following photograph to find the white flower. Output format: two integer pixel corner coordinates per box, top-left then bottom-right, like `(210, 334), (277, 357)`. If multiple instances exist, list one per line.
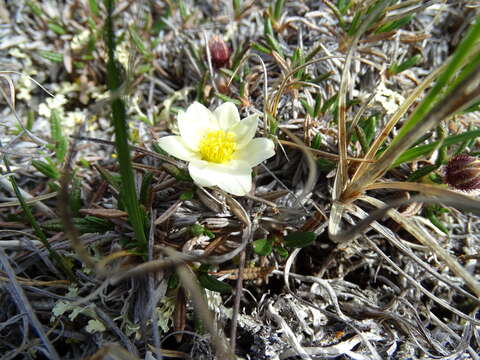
(38, 94), (68, 118)
(158, 102), (275, 196)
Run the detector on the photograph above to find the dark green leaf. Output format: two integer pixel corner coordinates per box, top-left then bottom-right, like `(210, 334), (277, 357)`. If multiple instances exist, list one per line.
(69, 176), (82, 216)
(198, 272), (232, 294)
(407, 164), (439, 182)
(140, 172), (154, 206)
(275, 246), (289, 257)
(284, 231), (316, 248)
(393, 129), (480, 167)
(317, 158), (336, 172)
(252, 238), (274, 256)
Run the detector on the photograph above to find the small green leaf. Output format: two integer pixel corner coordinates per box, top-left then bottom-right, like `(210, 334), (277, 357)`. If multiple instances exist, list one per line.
(49, 109), (67, 162)
(317, 158), (336, 172)
(48, 23), (67, 35)
(264, 16), (274, 37)
(214, 93), (241, 105)
(275, 246), (289, 257)
(27, 0), (43, 17)
(304, 44), (322, 63)
(252, 238), (274, 256)
(313, 93), (323, 118)
(300, 98), (314, 117)
(321, 94), (338, 114)
(191, 224), (207, 237)
(424, 205), (449, 235)
(139, 172), (154, 206)
(129, 26), (152, 58)
(462, 99), (480, 114)
(39, 50), (64, 63)
(337, 0), (351, 14)
(273, 0), (285, 21)
(311, 133), (322, 150)
(407, 164), (439, 182)
(69, 176), (82, 216)
(388, 54), (422, 75)
(88, 0), (99, 16)
(42, 216), (113, 234)
(354, 125), (369, 154)
(180, 191), (194, 201)
(284, 231), (316, 248)
(232, 0), (242, 16)
(376, 14), (414, 33)
(32, 159), (60, 180)
(168, 273), (179, 289)
(95, 165), (121, 190)
(265, 34), (283, 57)
(347, 11), (362, 36)
(198, 272), (232, 294)
(362, 115), (377, 145)
(251, 42), (271, 54)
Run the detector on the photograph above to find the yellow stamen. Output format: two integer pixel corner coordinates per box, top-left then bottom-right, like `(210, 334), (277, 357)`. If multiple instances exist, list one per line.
(199, 130), (236, 163)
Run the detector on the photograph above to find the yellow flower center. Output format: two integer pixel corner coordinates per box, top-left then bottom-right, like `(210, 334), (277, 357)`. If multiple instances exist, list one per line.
(198, 130), (236, 163)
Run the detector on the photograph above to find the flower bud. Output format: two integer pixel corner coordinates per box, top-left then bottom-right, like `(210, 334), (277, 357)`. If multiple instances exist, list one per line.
(208, 36), (230, 68)
(445, 154), (480, 191)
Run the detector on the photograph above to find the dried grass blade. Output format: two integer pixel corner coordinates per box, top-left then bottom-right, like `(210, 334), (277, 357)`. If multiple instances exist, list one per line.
(3, 160), (73, 280)
(0, 177), (55, 216)
(343, 204), (480, 326)
(334, 194), (480, 298)
(334, 0), (390, 199)
(95, 307), (140, 356)
(360, 234), (480, 326)
(174, 288), (187, 343)
(161, 247), (235, 359)
(0, 248), (61, 360)
(0, 191), (58, 209)
(86, 343), (142, 360)
(350, 64), (444, 184)
(344, 61), (480, 200)
(280, 128), (317, 206)
(329, 1), (390, 241)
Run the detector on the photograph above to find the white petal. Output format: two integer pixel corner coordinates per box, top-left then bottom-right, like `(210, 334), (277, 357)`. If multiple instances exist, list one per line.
(214, 102), (240, 130)
(178, 102), (217, 150)
(233, 138), (275, 167)
(229, 114), (258, 149)
(188, 160), (252, 196)
(158, 136), (199, 162)
(188, 161), (217, 187)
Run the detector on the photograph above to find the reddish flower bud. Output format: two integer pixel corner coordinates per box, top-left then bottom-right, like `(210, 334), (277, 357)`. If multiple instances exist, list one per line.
(208, 36), (230, 69)
(445, 154), (480, 191)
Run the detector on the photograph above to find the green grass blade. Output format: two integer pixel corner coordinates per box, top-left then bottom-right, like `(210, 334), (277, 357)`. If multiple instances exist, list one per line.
(392, 129), (480, 167)
(3, 157), (74, 281)
(389, 15), (480, 148)
(105, 0), (147, 248)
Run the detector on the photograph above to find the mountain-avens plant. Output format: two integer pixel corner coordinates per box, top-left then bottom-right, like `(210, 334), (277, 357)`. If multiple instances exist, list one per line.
(158, 102), (275, 196)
